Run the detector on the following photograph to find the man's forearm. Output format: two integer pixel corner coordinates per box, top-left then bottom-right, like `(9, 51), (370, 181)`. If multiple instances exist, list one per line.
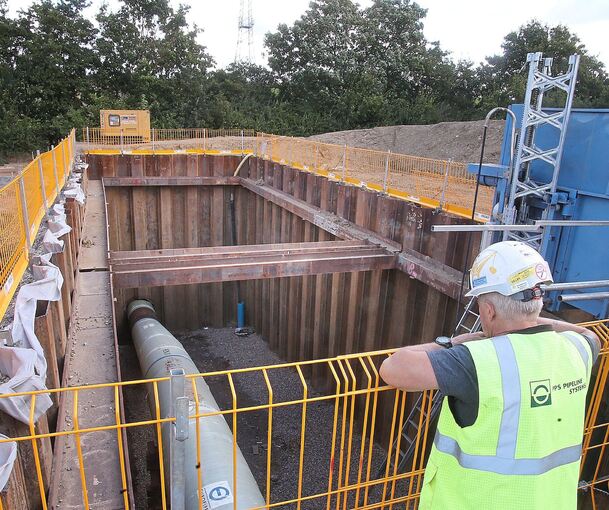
(405, 332), (486, 352)
(538, 317), (600, 347)
(405, 342), (444, 352)
(539, 317), (589, 334)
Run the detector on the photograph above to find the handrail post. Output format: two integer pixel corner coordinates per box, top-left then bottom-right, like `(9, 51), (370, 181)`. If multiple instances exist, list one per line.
(62, 140), (69, 181)
(19, 176), (32, 251)
(120, 129), (124, 155)
(383, 150), (391, 193)
(439, 158), (451, 210)
(36, 150), (48, 213)
(241, 129), (244, 155)
(203, 128), (207, 152)
(170, 368), (188, 510)
(86, 126), (90, 152)
(51, 145), (60, 196)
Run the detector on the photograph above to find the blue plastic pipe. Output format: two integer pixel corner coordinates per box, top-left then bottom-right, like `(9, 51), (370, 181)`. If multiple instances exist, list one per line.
(237, 301), (245, 329)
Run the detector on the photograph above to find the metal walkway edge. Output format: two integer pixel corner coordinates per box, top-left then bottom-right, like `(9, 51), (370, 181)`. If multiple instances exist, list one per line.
(49, 181), (125, 509)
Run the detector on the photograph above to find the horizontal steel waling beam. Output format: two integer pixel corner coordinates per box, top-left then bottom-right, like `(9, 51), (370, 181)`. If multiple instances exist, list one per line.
(102, 176), (240, 186)
(239, 177), (403, 252)
(103, 176), (470, 298)
(396, 249), (465, 301)
(110, 241), (397, 289)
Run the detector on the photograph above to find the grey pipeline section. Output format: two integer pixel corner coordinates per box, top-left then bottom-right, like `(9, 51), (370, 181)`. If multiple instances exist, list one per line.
(127, 299), (265, 510)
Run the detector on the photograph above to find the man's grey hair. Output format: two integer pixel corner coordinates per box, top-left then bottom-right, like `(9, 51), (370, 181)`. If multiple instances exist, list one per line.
(478, 292), (543, 319)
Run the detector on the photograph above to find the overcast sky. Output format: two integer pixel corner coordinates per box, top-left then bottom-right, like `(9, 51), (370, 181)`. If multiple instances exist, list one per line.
(6, 0), (609, 69)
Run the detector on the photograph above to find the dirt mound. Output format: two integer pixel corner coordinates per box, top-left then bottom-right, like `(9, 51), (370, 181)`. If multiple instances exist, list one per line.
(309, 119), (506, 164)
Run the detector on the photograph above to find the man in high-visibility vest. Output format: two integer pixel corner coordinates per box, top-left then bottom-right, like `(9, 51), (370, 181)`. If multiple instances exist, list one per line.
(380, 241), (601, 509)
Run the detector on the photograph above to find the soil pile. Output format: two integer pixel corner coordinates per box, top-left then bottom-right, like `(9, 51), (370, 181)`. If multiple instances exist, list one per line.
(309, 119), (506, 163)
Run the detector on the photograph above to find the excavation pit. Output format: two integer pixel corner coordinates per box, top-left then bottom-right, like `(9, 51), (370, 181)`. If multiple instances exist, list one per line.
(93, 151), (478, 508)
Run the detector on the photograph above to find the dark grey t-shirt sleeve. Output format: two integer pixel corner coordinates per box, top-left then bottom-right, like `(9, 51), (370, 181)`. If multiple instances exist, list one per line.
(581, 332), (601, 364)
(427, 345), (479, 427)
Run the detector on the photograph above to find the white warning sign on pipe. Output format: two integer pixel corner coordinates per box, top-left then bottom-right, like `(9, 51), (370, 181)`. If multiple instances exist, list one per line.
(203, 481), (234, 509)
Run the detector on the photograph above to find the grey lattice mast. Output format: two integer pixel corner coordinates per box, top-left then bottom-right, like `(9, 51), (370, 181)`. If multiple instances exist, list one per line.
(503, 52), (580, 251)
(235, 0), (254, 64)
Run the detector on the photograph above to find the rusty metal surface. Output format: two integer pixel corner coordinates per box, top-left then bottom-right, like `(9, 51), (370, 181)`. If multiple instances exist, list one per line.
(102, 176), (240, 186)
(110, 241), (396, 289)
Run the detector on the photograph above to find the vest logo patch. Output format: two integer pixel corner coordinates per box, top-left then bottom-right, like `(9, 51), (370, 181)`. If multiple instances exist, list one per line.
(530, 379), (552, 407)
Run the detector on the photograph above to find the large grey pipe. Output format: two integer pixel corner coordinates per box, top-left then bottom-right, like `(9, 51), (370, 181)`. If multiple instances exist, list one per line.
(127, 300), (265, 510)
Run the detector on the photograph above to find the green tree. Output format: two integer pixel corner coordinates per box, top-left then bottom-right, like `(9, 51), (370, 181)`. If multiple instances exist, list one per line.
(3, 0), (97, 150)
(478, 21), (609, 110)
(264, 0), (468, 132)
(15, 1), (97, 135)
(95, 0), (213, 127)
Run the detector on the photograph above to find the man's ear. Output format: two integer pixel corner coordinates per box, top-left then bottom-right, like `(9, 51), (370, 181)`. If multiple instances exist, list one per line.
(479, 299), (495, 321)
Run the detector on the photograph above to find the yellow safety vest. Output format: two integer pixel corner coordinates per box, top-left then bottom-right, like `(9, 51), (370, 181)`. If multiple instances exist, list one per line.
(419, 331), (592, 509)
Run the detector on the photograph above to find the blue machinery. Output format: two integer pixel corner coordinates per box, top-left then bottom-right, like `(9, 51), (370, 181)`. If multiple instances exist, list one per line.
(500, 105), (609, 317)
(459, 54), (609, 319)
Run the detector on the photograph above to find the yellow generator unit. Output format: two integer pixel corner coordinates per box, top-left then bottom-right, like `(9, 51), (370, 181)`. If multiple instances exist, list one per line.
(100, 109), (151, 142)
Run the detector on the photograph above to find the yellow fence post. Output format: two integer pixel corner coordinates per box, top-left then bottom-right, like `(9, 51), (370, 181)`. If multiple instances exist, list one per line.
(18, 175), (32, 251)
(62, 141), (68, 181)
(51, 145), (60, 197)
(383, 150), (391, 193)
(36, 150), (48, 214)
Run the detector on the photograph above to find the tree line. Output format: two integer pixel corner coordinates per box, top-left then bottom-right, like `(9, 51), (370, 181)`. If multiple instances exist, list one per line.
(1, 0), (608, 159)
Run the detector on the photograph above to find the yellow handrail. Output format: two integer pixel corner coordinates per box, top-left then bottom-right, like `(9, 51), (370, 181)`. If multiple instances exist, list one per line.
(0, 130), (76, 320)
(2, 321), (607, 509)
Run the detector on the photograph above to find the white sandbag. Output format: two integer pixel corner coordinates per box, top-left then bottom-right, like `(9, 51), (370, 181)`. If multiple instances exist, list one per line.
(1, 254), (62, 423)
(42, 207), (72, 253)
(0, 347), (52, 424)
(11, 253), (63, 380)
(64, 181), (85, 204)
(0, 434), (16, 492)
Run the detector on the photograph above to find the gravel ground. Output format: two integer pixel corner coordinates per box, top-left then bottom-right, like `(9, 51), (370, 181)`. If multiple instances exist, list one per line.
(121, 327), (394, 510)
(120, 344), (155, 508)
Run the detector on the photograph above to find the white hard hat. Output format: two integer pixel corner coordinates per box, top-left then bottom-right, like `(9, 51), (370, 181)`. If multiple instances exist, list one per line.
(466, 241), (553, 299)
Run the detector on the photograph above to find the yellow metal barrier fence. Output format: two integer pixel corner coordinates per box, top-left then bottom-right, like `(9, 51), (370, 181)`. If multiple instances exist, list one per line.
(2, 321), (607, 510)
(81, 127), (492, 221)
(0, 130), (76, 320)
(254, 133), (493, 221)
(82, 127), (257, 153)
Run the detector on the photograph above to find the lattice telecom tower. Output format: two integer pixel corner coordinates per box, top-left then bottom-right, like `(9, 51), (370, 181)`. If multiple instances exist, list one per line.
(235, 0), (254, 64)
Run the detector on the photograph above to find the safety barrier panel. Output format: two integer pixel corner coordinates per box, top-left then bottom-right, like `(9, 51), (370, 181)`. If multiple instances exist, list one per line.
(82, 127), (257, 153)
(0, 130), (76, 321)
(254, 133), (493, 221)
(0, 320), (606, 510)
(81, 127), (493, 221)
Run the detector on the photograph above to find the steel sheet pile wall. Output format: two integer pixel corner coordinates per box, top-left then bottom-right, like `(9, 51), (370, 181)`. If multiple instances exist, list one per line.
(241, 158), (476, 372)
(93, 153), (478, 362)
(98, 154), (282, 332)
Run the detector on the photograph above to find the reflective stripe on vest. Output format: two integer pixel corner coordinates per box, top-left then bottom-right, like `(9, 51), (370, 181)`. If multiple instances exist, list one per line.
(433, 334), (588, 476)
